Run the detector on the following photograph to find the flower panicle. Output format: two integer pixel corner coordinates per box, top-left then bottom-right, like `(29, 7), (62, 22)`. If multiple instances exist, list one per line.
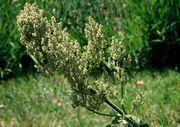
(17, 3), (131, 110)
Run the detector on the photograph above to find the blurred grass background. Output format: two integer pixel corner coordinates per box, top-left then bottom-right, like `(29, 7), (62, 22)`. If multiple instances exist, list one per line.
(0, 71), (179, 127)
(0, 0), (180, 126)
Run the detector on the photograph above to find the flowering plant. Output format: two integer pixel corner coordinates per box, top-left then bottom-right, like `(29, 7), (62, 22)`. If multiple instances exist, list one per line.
(17, 3), (149, 127)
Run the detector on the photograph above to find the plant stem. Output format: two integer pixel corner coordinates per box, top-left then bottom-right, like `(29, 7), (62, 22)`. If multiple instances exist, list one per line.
(104, 97), (124, 116)
(104, 97), (139, 127)
(121, 84), (127, 114)
(88, 87), (140, 127)
(85, 106), (118, 117)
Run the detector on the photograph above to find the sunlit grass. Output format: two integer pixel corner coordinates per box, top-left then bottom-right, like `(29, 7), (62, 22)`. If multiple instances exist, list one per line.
(0, 70), (179, 127)
(0, 74), (110, 127)
(127, 70), (180, 127)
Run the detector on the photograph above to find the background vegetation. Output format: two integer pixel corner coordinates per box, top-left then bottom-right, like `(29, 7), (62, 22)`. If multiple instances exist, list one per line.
(120, 0), (180, 69)
(0, 71), (179, 127)
(0, 0), (180, 127)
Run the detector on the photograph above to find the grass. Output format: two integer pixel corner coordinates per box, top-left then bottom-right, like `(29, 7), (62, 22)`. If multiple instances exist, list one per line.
(0, 70), (180, 127)
(0, 74), (110, 127)
(127, 70), (180, 127)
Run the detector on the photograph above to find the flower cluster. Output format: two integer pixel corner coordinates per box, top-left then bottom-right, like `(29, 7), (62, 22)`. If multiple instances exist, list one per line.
(17, 3), (131, 111)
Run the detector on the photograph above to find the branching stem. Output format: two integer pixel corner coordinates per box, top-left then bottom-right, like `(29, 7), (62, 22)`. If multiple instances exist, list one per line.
(104, 97), (124, 116)
(104, 97), (139, 127)
(85, 106), (118, 117)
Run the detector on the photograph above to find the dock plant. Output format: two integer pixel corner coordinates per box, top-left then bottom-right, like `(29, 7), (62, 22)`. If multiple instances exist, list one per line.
(17, 3), (149, 127)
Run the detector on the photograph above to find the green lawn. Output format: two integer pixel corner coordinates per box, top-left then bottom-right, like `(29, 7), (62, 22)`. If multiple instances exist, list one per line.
(0, 70), (179, 127)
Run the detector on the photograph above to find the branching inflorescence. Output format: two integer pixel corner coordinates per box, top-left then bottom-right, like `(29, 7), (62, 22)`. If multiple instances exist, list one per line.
(17, 3), (149, 127)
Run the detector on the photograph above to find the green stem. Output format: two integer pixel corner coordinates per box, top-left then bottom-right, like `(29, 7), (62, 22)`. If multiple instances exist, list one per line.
(121, 84), (127, 114)
(85, 106), (118, 117)
(104, 97), (139, 127)
(88, 88), (140, 127)
(104, 97), (124, 116)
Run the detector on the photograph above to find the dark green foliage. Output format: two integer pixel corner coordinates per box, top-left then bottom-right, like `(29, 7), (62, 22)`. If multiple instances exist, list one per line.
(0, 0), (34, 79)
(120, 0), (180, 69)
(0, 1), (22, 79)
(145, 0), (180, 68)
